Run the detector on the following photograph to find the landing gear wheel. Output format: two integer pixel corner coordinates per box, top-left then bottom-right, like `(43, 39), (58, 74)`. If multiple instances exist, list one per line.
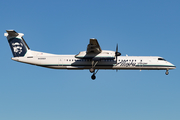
(91, 74), (96, 80)
(165, 70), (169, 75)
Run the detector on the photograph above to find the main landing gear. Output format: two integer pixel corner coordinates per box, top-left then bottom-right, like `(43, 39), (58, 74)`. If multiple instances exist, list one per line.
(90, 60), (99, 80)
(90, 69), (99, 80)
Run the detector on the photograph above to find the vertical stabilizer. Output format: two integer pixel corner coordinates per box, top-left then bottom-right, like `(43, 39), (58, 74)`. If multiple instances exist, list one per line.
(4, 30), (30, 57)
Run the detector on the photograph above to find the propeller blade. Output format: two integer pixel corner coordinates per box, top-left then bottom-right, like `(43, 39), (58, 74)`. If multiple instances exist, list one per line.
(115, 44), (118, 65)
(116, 44), (118, 52)
(115, 44), (121, 65)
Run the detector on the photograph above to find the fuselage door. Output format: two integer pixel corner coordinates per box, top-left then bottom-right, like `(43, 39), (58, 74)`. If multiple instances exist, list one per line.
(59, 58), (63, 66)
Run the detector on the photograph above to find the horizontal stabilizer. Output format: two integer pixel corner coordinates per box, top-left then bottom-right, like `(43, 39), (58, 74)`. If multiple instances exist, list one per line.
(6, 30), (19, 36)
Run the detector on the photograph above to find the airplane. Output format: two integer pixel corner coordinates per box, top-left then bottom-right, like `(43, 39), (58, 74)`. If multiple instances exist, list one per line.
(4, 30), (176, 80)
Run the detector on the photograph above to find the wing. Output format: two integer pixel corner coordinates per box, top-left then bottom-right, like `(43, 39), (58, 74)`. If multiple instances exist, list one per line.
(86, 38), (102, 54)
(76, 38), (114, 60)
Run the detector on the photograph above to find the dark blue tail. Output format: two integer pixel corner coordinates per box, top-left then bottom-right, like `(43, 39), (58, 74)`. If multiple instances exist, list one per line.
(5, 30), (29, 57)
(8, 38), (27, 57)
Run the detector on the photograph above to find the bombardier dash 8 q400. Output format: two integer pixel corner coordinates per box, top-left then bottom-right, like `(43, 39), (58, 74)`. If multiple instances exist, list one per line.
(5, 30), (176, 80)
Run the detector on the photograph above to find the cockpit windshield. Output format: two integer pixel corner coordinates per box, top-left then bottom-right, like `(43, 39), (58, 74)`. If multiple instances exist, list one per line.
(158, 58), (166, 61)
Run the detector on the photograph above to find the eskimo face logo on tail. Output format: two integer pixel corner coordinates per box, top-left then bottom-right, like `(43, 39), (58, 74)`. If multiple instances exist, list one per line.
(8, 38), (27, 57)
(12, 42), (23, 54)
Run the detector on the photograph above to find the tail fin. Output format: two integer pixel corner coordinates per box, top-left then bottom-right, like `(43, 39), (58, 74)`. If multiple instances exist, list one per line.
(4, 30), (30, 57)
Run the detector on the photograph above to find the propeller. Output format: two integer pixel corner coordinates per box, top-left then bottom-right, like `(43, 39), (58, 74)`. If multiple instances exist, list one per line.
(115, 44), (121, 64)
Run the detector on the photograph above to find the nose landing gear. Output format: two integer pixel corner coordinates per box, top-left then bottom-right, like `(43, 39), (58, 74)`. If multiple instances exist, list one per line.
(165, 69), (169, 75)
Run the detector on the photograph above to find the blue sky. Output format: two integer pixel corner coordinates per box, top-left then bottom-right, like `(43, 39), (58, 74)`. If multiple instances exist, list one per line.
(0, 0), (180, 120)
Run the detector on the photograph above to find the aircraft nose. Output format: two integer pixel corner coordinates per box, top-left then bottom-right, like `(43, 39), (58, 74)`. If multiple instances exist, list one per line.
(170, 62), (176, 69)
(172, 64), (176, 69)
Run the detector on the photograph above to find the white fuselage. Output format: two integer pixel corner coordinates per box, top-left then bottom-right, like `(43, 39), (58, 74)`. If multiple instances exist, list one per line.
(12, 50), (175, 71)
(4, 30), (176, 80)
